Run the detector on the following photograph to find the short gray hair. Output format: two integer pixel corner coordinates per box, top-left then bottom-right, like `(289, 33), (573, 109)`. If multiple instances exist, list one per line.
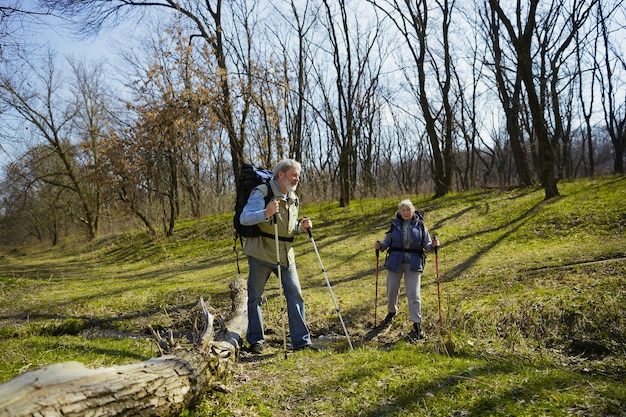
(273, 159), (302, 177)
(397, 199), (415, 212)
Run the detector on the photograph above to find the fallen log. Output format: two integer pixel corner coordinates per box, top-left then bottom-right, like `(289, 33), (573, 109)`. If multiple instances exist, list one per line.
(0, 279), (248, 417)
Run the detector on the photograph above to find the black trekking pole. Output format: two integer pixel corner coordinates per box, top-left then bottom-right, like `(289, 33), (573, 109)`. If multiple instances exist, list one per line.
(274, 211), (288, 359)
(307, 229), (354, 350)
(374, 243), (380, 327)
(434, 236), (443, 331)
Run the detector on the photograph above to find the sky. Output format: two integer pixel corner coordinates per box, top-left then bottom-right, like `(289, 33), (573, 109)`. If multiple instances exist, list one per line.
(2, 1), (624, 169)
(35, 15), (140, 62)
(0, 7), (143, 166)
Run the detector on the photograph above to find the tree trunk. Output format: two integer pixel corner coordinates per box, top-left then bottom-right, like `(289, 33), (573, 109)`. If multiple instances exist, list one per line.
(486, 4), (533, 187)
(488, 0), (560, 199)
(0, 279), (248, 417)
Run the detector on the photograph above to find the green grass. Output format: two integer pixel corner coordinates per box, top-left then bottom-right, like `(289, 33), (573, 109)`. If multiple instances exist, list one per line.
(206, 344), (625, 416)
(1, 175), (625, 416)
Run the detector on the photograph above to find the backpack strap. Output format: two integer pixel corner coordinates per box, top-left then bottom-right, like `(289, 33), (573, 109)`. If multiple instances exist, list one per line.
(234, 180), (275, 273)
(388, 247), (424, 254)
(257, 231), (295, 242)
(234, 180), (294, 273)
(260, 180), (274, 205)
(257, 181), (294, 242)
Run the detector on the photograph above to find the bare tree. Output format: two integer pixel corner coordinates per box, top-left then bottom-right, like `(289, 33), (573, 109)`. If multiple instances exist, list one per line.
(0, 2), (54, 60)
(481, 1), (534, 187)
(596, 0), (625, 174)
(269, 0), (318, 164)
(536, 0), (596, 180)
(0, 155), (72, 245)
(369, 0), (455, 198)
(0, 3), (58, 161)
(229, 0), (286, 167)
(0, 53), (108, 240)
(313, 0), (384, 207)
(41, 0), (261, 185)
(575, 20), (596, 176)
(488, 0), (561, 199)
(113, 21), (223, 235)
(452, 4), (489, 190)
(2, 0), (624, 229)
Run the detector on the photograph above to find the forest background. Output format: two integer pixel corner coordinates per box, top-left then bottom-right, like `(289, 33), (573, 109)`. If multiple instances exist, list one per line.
(0, 0), (624, 246)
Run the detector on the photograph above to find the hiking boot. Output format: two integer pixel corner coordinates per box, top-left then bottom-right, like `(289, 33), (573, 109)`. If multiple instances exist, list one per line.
(294, 343), (321, 352)
(413, 323), (425, 340)
(383, 312), (397, 324)
(250, 343), (263, 354)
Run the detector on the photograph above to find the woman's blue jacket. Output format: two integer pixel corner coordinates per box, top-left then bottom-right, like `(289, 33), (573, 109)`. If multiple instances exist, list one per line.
(380, 213), (432, 273)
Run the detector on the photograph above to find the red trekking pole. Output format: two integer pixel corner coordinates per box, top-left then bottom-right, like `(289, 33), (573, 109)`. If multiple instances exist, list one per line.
(374, 243), (380, 327)
(434, 237), (443, 330)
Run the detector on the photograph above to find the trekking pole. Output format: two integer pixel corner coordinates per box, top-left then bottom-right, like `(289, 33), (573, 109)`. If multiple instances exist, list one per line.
(307, 229), (354, 350)
(434, 236), (443, 331)
(274, 212), (288, 359)
(374, 242), (380, 327)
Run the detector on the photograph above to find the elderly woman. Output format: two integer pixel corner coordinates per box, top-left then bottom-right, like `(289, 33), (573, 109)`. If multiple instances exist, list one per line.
(374, 199), (439, 339)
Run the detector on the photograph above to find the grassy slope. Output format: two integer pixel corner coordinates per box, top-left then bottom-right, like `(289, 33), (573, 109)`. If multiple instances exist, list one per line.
(0, 176), (625, 416)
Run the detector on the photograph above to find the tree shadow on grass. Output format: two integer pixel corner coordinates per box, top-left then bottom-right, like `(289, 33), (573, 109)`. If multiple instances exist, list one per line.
(433, 199), (547, 283)
(327, 357), (606, 417)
